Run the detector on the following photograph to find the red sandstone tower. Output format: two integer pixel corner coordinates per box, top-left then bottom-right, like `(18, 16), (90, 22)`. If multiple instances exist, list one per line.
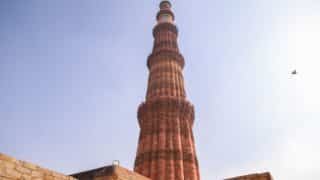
(134, 1), (200, 180)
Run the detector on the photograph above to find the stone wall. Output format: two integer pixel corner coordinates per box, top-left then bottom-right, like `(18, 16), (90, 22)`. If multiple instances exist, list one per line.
(97, 166), (151, 180)
(71, 165), (150, 180)
(0, 153), (76, 180)
(225, 172), (273, 180)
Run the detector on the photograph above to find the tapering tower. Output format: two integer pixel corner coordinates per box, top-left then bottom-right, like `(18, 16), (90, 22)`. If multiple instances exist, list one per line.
(134, 1), (200, 180)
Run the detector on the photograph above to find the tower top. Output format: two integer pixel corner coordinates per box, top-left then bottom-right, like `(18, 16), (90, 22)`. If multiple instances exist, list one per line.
(160, 1), (172, 9)
(157, 0), (174, 23)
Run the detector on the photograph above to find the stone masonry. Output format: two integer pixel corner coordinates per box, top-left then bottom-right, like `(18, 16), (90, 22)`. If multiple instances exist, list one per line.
(0, 152), (150, 180)
(225, 172), (273, 180)
(0, 153), (76, 180)
(71, 165), (150, 180)
(134, 1), (200, 180)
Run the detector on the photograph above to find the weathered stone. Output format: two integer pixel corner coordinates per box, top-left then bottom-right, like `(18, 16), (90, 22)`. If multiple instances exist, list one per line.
(71, 165), (150, 180)
(44, 174), (55, 180)
(225, 172), (273, 180)
(0, 153), (19, 163)
(16, 166), (32, 174)
(0, 153), (76, 180)
(21, 174), (32, 180)
(23, 162), (38, 170)
(5, 168), (21, 178)
(1, 161), (15, 169)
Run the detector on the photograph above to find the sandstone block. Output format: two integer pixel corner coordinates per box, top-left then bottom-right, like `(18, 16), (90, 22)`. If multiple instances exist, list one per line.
(23, 162), (39, 170)
(5, 168), (21, 178)
(31, 170), (44, 177)
(16, 166), (32, 174)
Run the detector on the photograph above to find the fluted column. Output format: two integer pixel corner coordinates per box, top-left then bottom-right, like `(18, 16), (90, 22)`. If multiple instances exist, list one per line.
(134, 1), (200, 180)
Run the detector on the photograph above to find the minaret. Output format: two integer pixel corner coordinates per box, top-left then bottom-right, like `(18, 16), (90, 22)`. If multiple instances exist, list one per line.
(134, 1), (200, 180)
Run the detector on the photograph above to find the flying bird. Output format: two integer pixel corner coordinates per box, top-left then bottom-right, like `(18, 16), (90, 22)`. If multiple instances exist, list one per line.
(291, 70), (297, 75)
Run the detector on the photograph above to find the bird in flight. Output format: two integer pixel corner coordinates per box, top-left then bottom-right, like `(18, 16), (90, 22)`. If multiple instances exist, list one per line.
(291, 69), (297, 75)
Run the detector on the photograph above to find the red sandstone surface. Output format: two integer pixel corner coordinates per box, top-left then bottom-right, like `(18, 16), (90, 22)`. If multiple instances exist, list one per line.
(134, 1), (200, 180)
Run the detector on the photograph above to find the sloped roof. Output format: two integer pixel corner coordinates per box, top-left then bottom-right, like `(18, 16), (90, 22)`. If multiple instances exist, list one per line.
(225, 172), (273, 180)
(70, 165), (150, 180)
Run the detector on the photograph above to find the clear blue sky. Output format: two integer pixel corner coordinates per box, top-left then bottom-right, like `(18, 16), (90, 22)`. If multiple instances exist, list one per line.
(1, 0), (319, 179)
